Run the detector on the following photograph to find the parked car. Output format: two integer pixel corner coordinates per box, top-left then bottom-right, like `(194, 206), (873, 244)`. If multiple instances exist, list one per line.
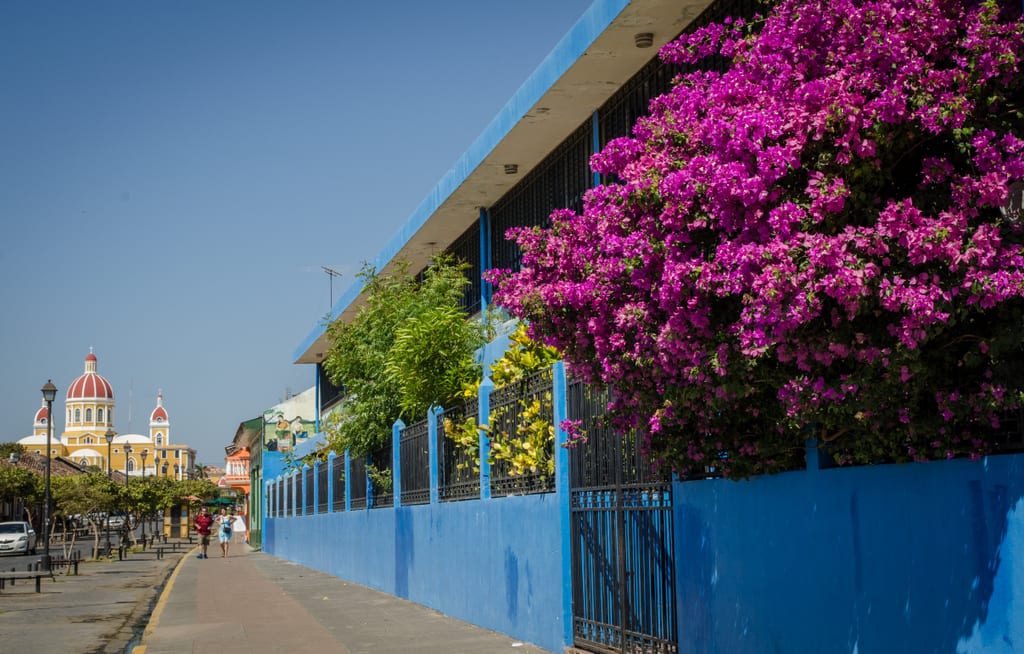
(107, 513), (127, 529)
(0, 521), (37, 555)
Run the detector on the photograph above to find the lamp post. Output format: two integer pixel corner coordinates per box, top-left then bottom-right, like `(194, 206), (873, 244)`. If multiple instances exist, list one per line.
(123, 444), (132, 545)
(140, 450), (148, 541)
(124, 444), (132, 487)
(40, 380), (56, 572)
(105, 428), (114, 554)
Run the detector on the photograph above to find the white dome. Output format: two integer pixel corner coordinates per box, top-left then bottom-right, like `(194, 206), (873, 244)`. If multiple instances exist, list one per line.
(18, 434), (64, 446)
(113, 434), (153, 445)
(71, 448), (104, 459)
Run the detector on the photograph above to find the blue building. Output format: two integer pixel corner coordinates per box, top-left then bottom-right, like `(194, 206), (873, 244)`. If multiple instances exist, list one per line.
(269, 0), (1024, 652)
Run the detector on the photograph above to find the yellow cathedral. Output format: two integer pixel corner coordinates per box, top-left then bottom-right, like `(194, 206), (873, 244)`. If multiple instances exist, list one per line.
(19, 351), (196, 479)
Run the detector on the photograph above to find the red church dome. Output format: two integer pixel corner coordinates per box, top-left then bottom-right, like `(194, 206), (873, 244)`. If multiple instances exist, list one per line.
(66, 351), (114, 400)
(34, 400), (50, 423)
(150, 391), (168, 422)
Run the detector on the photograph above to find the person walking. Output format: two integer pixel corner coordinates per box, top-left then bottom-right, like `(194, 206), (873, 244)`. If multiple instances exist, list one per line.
(193, 507), (214, 559)
(216, 508), (234, 558)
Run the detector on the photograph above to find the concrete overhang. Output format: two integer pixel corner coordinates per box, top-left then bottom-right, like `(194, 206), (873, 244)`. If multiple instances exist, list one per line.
(294, 0), (713, 365)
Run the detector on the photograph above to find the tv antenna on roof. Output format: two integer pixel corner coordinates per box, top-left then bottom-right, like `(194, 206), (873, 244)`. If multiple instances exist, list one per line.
(322, 266), (343, 308)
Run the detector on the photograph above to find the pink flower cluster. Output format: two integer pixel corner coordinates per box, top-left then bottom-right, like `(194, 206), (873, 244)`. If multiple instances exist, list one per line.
(487, 0), (1024, 478)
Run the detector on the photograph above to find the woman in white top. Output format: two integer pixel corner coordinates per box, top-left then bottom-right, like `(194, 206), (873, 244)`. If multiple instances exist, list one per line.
(216, 509), (233, 557)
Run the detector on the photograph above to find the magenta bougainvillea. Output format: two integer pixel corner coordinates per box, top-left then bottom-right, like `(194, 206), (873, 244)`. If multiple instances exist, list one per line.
(487, 0), (1024, 478)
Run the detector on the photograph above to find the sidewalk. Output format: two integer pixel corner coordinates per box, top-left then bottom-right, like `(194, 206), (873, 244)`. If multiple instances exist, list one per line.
(137, 542), (553, 654)
(0, 540), (190, 654)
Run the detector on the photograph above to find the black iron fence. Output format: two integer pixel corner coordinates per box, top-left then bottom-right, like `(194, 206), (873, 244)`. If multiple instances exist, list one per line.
(331, 455), (346, 511)
(317, 461), (329, 513)
(437, 400), (481, 502)
(400, 418), (431, 505)
(370, 445), (394, 509)
(489, 368), (556, 497)
(350, 456), (367, 510)
(303, 466), (315, 515)
(282, 478), (290, 517)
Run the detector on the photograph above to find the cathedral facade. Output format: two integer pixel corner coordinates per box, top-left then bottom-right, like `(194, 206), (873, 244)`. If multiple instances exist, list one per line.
(20, 351), (196, 479)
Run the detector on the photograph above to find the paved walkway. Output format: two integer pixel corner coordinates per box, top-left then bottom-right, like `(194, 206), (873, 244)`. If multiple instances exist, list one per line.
(0, 539), (191, 654)
(137, 542), (553, 654)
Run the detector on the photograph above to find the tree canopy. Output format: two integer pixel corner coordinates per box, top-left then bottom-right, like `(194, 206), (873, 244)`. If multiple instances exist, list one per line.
(488, 0), (1024, 478)
(322, 256), (487, 456)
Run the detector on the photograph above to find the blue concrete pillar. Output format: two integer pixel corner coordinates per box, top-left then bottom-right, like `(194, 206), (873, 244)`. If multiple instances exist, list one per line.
(312, 460), (320, 514)
(301, 464), (310, 516)
(552, 361), (574, 648)
(327, 451), (337, 513)
(479, 375), (494, 500)
(344, 450), (352, 512)
(291, 471), (298, 517)
(366, 454), (374, 510)
(428, 406), (441, 504)
(393, 419), (405, 508)
(479, 207), (491, 310)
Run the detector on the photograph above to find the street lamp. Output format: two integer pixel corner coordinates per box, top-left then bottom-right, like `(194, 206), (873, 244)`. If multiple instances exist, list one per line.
(140, 450), (148, 541)
(40, 380), (56, 572)
(105, 428), (114, 554)
(124, 444), (132, 487)
(123, 444), (132, 545)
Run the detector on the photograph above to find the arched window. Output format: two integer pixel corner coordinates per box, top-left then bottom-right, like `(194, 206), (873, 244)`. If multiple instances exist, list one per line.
(127, 459), (135, 472)
(74, 408), (81, 422)
(86, 408), (92, 422)
(155, 433), (164, 446)
(98, 408), (104, 423)
(83, 436), (93, 444)
(79, 458), (89, 466)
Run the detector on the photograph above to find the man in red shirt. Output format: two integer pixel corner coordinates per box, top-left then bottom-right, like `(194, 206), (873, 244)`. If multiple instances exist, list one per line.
(193, 506), (214, 559)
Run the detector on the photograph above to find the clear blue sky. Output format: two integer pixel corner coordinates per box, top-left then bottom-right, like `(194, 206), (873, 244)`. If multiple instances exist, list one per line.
(0, 0), (594, 466)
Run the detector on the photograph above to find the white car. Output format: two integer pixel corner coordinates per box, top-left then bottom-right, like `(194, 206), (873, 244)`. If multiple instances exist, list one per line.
(0, 521), (37, 555)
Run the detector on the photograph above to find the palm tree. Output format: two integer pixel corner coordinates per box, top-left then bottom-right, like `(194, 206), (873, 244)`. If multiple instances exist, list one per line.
(193, 463), (209, 480)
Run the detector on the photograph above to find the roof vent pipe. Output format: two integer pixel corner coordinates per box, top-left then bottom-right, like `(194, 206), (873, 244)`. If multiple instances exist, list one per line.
(634, 32), (654, 48)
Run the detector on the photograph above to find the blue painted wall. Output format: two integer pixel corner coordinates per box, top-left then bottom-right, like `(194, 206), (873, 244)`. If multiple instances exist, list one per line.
(674, 453), (1024, 653)
(265, 493), (566, 652)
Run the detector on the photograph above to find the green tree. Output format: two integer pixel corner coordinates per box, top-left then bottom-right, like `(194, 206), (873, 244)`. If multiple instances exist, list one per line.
(0, 465), (41, 522)
(0, 442), (26, 461)
(323, 255), (487, 456)
(51, 472), (118, 558)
